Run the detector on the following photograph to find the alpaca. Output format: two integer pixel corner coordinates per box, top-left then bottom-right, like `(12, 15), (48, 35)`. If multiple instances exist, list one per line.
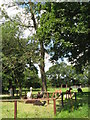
(52, 89), (62, 98)
(33, 100), (46, 106)
(27, 87), (32, 99)
(65, 87), (72, 99)
(77, 87), (83, 93)
(37, 92), (43, 99)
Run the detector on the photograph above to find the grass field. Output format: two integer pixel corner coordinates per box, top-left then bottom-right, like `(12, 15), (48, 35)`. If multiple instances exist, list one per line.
(0, 87), (89, 118)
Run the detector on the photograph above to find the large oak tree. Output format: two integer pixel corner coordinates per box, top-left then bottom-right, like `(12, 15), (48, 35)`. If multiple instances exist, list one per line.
(0, 1), (89, 91)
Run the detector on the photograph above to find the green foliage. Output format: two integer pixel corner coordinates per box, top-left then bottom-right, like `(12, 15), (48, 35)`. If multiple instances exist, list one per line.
(36, 2), (90, 72)
(2, 21), (41, 91)
(24, 64), (41, 88)
(2, 21), (26, 89)
(46, 62), (89, 87)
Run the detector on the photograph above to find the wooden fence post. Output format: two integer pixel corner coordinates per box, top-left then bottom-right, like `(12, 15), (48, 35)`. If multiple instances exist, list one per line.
(25, 91), (26, 98)
(14, 101), (17, 120)
(53, 98), (56, 115)
(61, 93), (64, 107)
(17, 90), (18, 96)
(47, 92), (49, 104)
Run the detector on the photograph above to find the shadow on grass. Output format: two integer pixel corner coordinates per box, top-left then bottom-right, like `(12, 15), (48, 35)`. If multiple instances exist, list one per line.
(0, 96), (20, 100)
(56, 92), (89, 114)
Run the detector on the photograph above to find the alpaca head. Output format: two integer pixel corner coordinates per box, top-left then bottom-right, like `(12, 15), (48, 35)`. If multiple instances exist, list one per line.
(30, 87), (32, 91)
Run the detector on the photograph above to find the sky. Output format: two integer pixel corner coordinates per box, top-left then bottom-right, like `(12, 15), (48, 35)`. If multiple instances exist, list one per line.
(0, 0), (71, 77)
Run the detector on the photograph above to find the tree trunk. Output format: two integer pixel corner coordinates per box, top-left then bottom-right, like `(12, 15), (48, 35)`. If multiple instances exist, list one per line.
(19, 85), (22, 97)
(61, 84), (62, 88)
(9, 80), (12, 89)
(29, 1), (47, 91)
(39, 41), (47, 92)
(66, 84), (67, 88)
(9, 80), (14, 96)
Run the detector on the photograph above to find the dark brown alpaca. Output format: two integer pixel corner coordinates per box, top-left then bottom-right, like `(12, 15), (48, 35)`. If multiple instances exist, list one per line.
(33, 100), (46, 106)
(77, 88), (83, 93)
(37, 92), (43, 99)
(66, 87), (72, 99)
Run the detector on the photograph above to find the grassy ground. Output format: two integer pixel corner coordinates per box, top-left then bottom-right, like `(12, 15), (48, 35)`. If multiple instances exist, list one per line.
(0, 87), (89, 118)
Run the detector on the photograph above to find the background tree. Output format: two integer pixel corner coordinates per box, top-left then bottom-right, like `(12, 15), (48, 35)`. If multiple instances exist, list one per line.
(24, 61), (41, 88)
(46, 62), (88, 87)
(2, 21), (27, 95)
(2, 21), (40, 96)
(37, 2), (89, 72)
(46, 62), (73, 87)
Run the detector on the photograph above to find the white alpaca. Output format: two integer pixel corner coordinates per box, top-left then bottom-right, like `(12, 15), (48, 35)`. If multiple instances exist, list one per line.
(27, 87), (32, 99)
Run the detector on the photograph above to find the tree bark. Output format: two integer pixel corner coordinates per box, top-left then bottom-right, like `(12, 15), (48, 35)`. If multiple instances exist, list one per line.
(19, 85), (22, 97)
(29, 1), (37, 30)
(9, 80), (12, 89)
(29, 1), (47, 91)
(39, 41), (47, 91)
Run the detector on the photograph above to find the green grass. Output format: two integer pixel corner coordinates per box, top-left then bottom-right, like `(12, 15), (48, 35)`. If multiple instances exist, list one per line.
(0, 87), (89, 118)
(56, 104), (88, 118)
(1, 101), (54, 118)
(0, 95), (89, 118)
(55, 92), (89, 118)
(47, 87), (89, 92)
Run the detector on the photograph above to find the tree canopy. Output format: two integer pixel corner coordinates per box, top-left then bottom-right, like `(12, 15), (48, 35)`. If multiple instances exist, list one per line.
(0, 2), (89, 92)
(46, 62), (88, 87)
(2, 20), (40, 94)
(36, 3), (90, 70)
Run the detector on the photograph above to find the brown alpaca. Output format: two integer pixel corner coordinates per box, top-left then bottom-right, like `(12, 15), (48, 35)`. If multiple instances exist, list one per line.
(66, 88), (72, 99)
(52, 90), (62, 98)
